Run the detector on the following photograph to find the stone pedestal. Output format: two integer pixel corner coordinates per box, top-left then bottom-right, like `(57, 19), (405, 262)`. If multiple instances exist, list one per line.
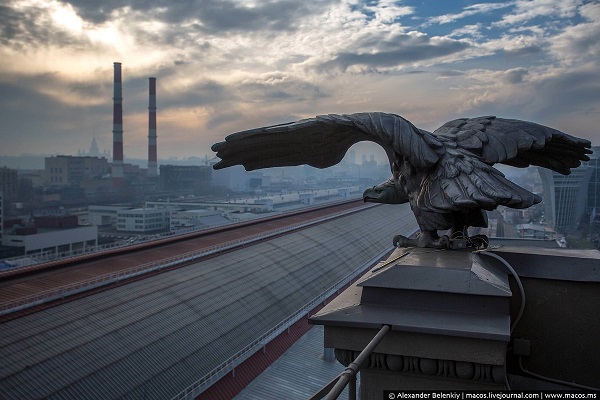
(310, 247), (512, 397)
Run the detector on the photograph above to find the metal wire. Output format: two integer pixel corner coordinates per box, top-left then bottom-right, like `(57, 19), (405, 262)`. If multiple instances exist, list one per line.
(322, 325), (391, 400)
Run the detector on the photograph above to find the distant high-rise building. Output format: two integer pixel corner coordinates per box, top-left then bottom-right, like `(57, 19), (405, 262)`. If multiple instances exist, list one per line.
(539, 164), (593, 234)
(348, 149), (356, 164)
(0, 167), (18, 202)
(159, 165), (211, 194)
(78, 136), (106, 157)
(89, 136), (100, 157)
(586, 146), (600, 216)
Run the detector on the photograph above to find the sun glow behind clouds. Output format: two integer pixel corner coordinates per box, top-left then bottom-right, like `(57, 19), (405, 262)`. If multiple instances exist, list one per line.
(4, 0), (181, 106)
(86, 22), (124, 50)
(10, 0), (171, 73)
(50, 1), (83, 32)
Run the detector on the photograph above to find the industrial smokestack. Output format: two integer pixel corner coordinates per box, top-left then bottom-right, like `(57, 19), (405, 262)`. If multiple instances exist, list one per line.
(112, 62), (124, 188)
(148, 77), (158, 178)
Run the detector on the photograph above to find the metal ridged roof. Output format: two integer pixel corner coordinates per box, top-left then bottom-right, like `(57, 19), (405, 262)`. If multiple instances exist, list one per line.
(0, 204), (417, 400)
(234, 325), (350, 400)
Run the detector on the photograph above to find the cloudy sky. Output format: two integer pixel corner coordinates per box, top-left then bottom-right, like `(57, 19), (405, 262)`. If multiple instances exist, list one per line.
(1, 0), (599, 163)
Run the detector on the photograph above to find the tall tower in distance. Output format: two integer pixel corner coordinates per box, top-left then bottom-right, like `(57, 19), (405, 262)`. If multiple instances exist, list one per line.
(148, 77), (158, 178)
(112, 62), (124, 188)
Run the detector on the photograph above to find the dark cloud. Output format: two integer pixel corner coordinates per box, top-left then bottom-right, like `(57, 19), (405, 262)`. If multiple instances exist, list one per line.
(103, 67), (231, 112)
(68, 80), (110, 100)
(206, 111), (305, 134)
(437, 70), (465, 77)
(321, 34), (470, 71)
(0, 5), (23, 44)
(180, 80), (231, 106)
(205, 111), (240, 130)
(66, 0), (332, 33)
(133, 79), (231, 112)
(502, 45), (543, 57)
(142, 73), (327, 114)
(62, 0), (169, 24)
(1, 0), (335, 52)
(0, 4), (81, 49)
(236, 78), (326, 103)
(532, 68), (600, 117)
(189, 0), (313, 32)
(191, 78), (326, 131)
(463, 67), (600, 128)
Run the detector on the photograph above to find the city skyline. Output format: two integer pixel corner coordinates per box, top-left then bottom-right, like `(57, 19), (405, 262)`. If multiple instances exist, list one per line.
(1, 0), (599, 161)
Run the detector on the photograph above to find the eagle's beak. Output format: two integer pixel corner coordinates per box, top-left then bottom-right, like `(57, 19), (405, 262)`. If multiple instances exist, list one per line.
(363, 179), (408, 204)
(363, 186), (385, 203)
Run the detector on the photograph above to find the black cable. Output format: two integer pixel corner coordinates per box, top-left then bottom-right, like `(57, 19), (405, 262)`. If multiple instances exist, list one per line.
(476, 251), (525, 334)
(518, 356), (600, 391)
(477, 251), (600, 392)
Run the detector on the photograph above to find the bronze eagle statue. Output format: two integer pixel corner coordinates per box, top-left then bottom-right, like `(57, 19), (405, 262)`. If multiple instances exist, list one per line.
(211, 112), (591, 248)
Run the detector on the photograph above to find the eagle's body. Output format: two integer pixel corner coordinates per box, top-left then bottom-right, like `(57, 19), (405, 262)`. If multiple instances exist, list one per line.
(212, 113), (591, 248)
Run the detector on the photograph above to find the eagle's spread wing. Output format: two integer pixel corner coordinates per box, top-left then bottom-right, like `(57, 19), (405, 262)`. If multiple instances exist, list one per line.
(212, 112), (443, 171)
(433, 116), (592, 174)
(418, 148), (542, 213)
(417, 116), (592, 213)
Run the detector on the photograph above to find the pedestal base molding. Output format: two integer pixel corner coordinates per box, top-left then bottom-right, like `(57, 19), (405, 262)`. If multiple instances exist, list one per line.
(335, 348), (504, 384)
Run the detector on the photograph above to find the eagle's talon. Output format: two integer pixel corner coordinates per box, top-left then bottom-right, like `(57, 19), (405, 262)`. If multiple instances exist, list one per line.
(469, 234), (489, 249)
(394, 232), (448, 249)
(438, 236), (450, 249)
(393, 235), (410, 247)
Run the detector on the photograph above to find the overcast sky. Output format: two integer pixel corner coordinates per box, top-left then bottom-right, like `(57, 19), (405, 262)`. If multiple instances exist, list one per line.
(1, 0), (599, 163)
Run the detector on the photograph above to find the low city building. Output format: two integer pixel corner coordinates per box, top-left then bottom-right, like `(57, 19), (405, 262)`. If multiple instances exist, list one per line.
(116, 208), (169, 232)
(169, 209), (231, 231)
(517, 223), (556, 239)
(159, 165), (211, 194)
(1, 216), (97, 256)
(146, 200), (272, 213)
(88, 205), (129, 226)
(45, 155), (110, 187)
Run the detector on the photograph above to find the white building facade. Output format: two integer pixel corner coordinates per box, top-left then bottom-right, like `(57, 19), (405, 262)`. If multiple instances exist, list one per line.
(88, 205), (128, 226)
(2, 225), (97, 256)
(116, 208), (170, 232)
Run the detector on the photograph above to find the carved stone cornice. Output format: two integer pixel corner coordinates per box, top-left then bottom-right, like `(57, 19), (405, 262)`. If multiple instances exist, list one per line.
(335, 349), (504, 384)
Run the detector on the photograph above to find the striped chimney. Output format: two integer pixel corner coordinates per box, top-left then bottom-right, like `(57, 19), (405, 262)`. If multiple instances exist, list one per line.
(112, 62), (124, 187)
(148, 77), (158, 177)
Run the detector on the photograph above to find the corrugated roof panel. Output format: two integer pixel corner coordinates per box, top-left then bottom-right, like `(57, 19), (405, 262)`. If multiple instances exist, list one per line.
(0, 204), (417, 399)
(4, 376), (31, 400)
(235, 325), (350, 400)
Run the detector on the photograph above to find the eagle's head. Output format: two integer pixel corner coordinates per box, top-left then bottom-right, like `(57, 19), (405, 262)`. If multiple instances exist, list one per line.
(363, 178), (409, 205)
